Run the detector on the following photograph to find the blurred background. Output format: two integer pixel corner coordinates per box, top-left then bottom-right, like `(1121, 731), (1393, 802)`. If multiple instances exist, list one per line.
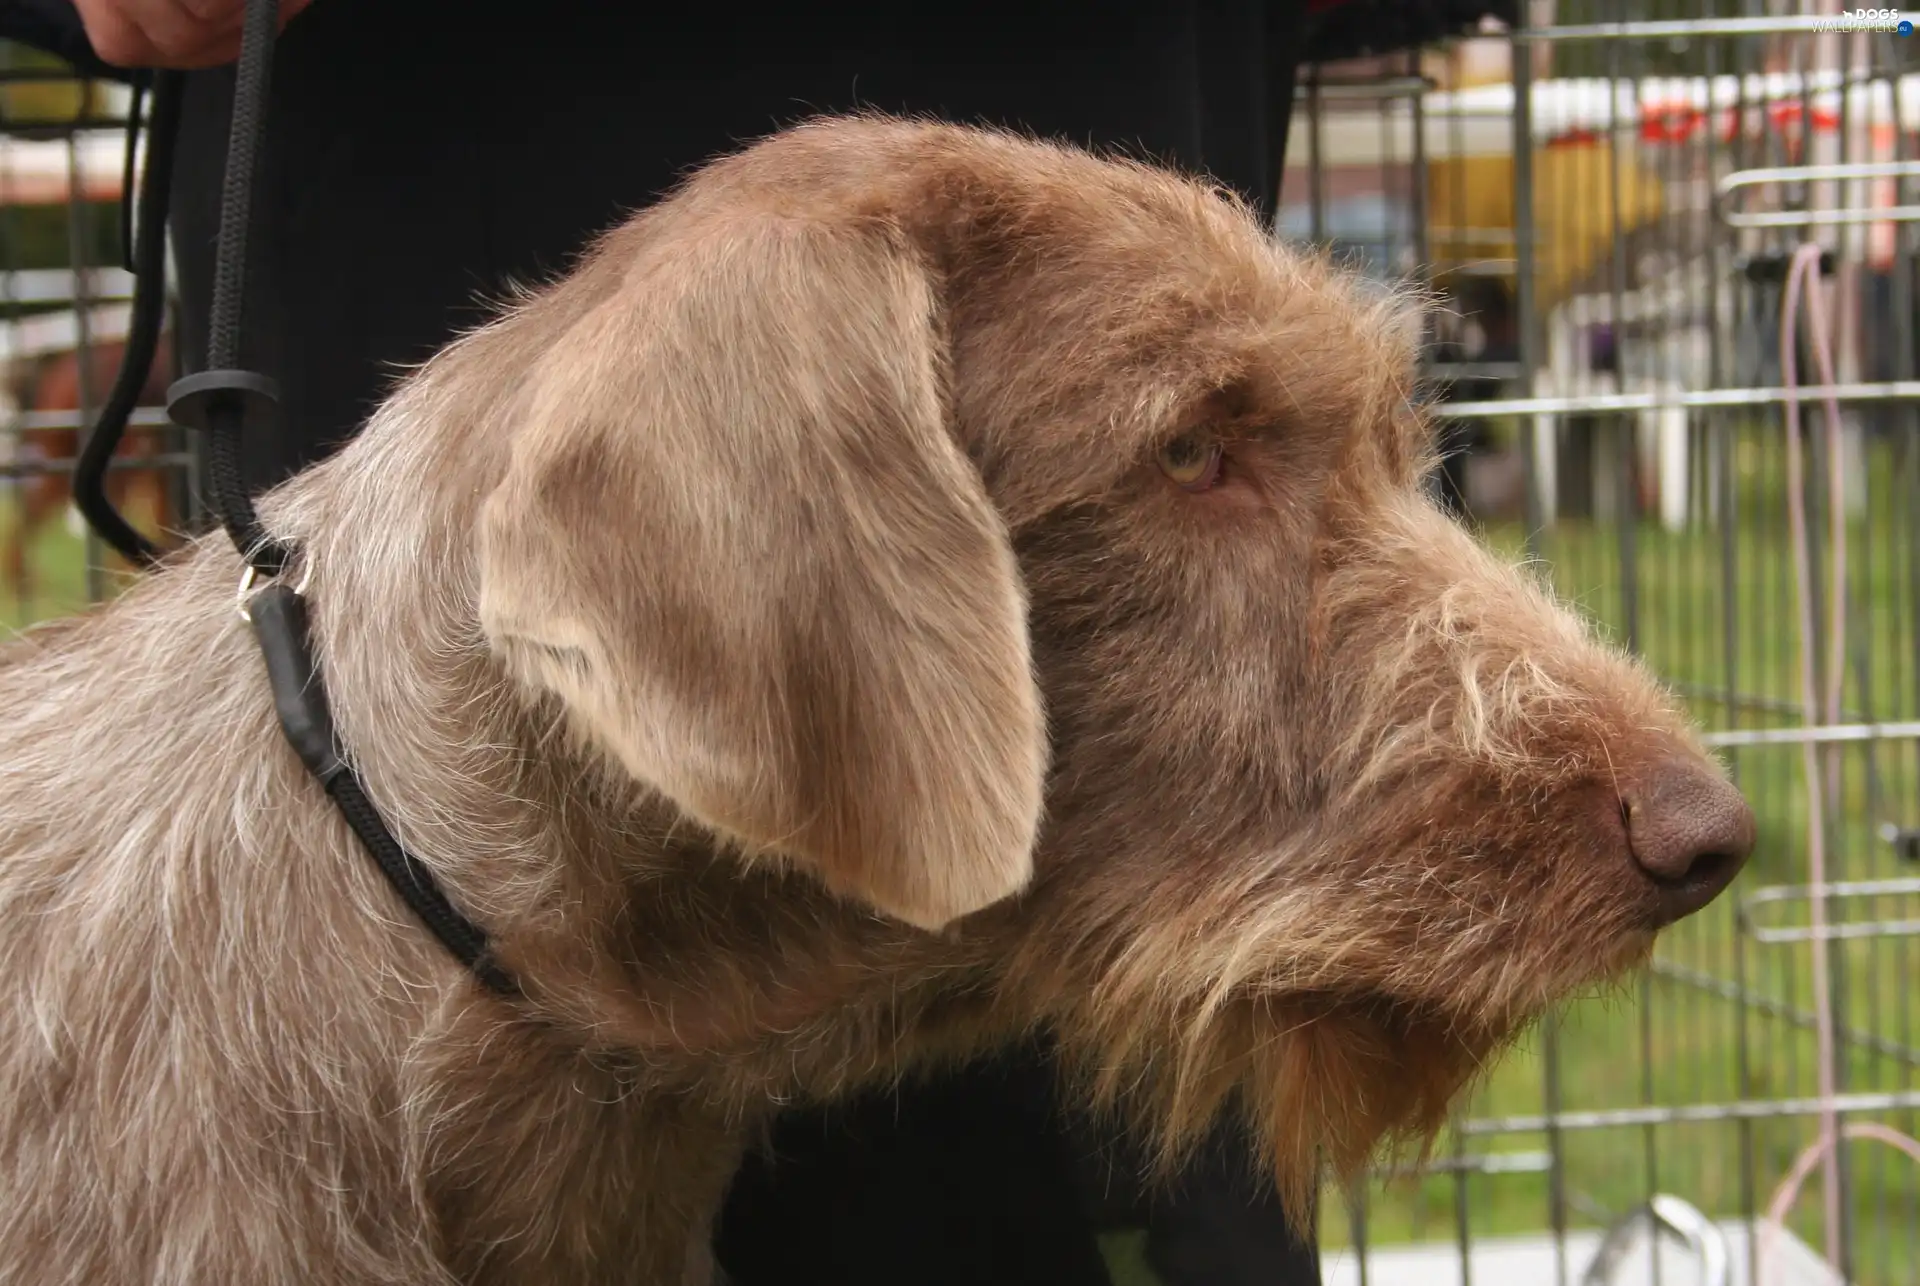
(3, 3), (1918, 1284)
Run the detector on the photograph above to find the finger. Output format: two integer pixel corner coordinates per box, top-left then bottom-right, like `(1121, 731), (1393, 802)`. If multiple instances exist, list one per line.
(71, 2), (167, 67)
(77, 1), (233, 67)
(163, 0), (316, 66)
(152, 0), (244, 48)
(156, 1), (304, 67)
(77, 0), (314, 69)
(176, 0), (314, 33)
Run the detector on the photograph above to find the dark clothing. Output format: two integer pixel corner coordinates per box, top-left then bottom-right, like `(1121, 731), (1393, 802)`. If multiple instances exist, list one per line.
(164, 0), (1308, 491)
(716, 1047), (1119, 1286)
(716, 1042), (1321, 1286)
(9, 0), (1514, 490)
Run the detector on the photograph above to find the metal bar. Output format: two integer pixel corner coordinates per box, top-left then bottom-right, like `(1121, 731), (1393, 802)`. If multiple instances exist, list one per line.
(1700, 720), (1920, 749)
(1719, 163), (1920, 229)
(1307, 68), (1325, 245)
(1515, 16), (1912, 41)
(1721, 159), (1920, 191)
(1463, 1088), (1920, 1136)
(1452, 1124), (1474, 1286)
(1345, 1176), (1371, 1286)
(1427, 361), (1528, 382)
(1509, 17), (1565, 1281)
(61, 129), (104, 605)
(1828, 47), (1869, 1280)
(1747, 919), (1920, 945)
(1429, 379), (1920, 419)
(0, 267), (136, 303)
(1703, 26), (1756, 1277)
(1408, 47), (1430, 306)
(1741, 878), (1920, 945)
(0, 453), (201, 480)
(12, 408), (172, 432)
(1889, 64), (1920, 1271)
(1602, 20), (1658, 1277)
(1289, 77), (1434, 102)
(1727, 203), (1920, 229)
(1373, 1151), (1555, 1180)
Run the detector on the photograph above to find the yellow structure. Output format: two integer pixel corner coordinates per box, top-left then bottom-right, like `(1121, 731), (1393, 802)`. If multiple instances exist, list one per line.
(1427, 143), (1668, 307)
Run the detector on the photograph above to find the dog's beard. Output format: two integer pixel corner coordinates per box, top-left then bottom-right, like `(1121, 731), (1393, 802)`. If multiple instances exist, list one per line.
(1053, 984), (1535, 1234)
(1023, 812), (1662, 1230)
(1236, 993), (1509, 1223)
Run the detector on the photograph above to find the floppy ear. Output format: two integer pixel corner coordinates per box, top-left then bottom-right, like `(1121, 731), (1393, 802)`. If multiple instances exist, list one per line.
(476, 215), (1046, 930)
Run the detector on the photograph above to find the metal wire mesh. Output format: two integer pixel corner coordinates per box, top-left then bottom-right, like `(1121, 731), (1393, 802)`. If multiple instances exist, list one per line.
(0, 41), (193, 628)
(1290, 5), (1920, 1284)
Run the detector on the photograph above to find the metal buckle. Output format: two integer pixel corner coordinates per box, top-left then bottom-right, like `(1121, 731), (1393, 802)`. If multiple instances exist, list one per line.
(235, 556), (314, 622)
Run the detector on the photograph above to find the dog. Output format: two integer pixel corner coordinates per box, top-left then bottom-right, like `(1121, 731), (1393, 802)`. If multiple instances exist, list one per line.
(0, 116), (1754, 1285)
(2, 334), (178, 603)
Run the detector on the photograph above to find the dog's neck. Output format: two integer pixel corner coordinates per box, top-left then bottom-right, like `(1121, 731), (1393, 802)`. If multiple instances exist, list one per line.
(250, 322), (981, 1073)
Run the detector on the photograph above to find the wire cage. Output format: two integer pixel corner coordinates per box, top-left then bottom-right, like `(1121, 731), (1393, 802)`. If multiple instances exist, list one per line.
(0, 40), (193, 628)
(3, 5), (1918, 1286)
(1287, 4), (1920, 1285)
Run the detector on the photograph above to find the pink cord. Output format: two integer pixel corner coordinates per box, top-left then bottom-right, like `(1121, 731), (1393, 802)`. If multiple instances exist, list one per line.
(1762, 1125), (1920, 1279)
(1775, 239), (1847, 1276)
(1762, 242), (1920, 1282)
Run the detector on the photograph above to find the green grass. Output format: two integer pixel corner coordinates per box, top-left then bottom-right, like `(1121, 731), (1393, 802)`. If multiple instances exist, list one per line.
(8, 429), (1920, 1283)
(1, 505), (146, 635)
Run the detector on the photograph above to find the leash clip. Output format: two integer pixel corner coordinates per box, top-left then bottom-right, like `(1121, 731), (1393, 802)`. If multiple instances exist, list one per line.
(236, 556), (313, 622)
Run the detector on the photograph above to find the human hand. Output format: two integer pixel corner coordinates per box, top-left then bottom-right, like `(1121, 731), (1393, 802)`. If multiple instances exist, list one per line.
(71, 0), (315, 69)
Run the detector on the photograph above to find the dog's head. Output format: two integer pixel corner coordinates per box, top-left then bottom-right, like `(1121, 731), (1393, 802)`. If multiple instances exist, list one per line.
(473, 116), (1751, 1198)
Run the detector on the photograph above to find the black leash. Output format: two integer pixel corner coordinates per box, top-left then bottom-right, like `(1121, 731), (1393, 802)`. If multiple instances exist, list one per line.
(78, 0), (517, 998)
(72, 69), (175, 566)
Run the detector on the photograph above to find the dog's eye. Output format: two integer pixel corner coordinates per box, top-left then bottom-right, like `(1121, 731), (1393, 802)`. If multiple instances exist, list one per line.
(1156, 434), (1223, 491)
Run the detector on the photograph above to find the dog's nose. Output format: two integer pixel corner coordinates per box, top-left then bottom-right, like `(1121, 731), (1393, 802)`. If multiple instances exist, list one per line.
(1625, 757), (1756, 925)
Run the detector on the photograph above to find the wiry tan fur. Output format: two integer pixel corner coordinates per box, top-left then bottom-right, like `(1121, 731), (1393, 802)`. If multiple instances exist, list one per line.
(0, 116), (1740, 1284)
